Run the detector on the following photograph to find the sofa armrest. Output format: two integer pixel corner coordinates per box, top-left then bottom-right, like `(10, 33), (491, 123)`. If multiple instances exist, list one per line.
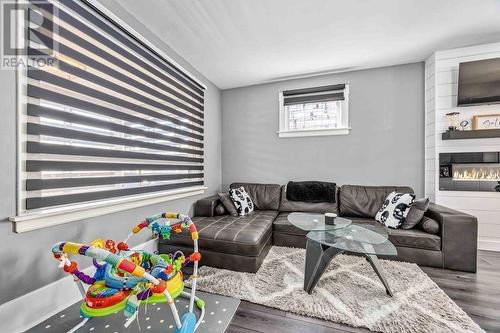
(194, 195), (221, 217)
(425, 203), (478, 272)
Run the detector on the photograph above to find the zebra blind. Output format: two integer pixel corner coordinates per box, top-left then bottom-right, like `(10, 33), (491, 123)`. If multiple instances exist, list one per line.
(282, 84), (346, 105)
(23, 0), (205, 212)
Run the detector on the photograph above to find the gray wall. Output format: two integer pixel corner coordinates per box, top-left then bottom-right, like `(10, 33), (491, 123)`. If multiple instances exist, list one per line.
(0, 0), (221, 305)
(222, 62), (425, 196)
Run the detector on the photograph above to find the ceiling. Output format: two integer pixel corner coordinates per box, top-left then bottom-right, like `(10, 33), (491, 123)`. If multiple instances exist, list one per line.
(118, 0), (500, 89)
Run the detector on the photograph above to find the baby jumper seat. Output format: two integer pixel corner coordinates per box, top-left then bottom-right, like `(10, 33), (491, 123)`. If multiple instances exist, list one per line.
(51, 212), (204, 333)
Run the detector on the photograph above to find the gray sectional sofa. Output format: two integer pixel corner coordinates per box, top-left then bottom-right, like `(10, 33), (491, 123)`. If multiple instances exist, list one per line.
(159, 183), (478, 273)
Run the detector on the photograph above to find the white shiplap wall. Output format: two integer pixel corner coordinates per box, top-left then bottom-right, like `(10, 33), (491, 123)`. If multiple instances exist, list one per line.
(425, 42), (500, 252)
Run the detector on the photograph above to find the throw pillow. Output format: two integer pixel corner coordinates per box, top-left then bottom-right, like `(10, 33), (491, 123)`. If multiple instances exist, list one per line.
(418, 216), (440, 235)
(229, 186), (254, 216)
(218, 192), (238, 216)
(375, 191), (415, 228)
(401, 197), (430, 229)
(214, 203), (226, 216)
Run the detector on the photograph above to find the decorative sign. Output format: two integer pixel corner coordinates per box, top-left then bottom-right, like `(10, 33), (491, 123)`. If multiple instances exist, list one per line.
(472, 114), (500, 130)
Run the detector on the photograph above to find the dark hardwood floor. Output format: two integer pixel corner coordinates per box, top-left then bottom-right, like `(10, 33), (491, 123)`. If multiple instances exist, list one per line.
(226, 250), (500, 333)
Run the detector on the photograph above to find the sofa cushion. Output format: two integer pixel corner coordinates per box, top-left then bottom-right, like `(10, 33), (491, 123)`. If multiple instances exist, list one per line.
(386, 228), (441, 251)
(273, 212), (307, 236)
(230, 183), (281, 210)
(348, 217), (380, 226)
(340, 217), (441, 251)
(165, 210), (277, 257)
(279, 185), (339, 214)
(339, 185), (414, 218)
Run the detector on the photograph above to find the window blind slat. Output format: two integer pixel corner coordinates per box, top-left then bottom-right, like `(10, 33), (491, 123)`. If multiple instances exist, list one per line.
(26, 142), (203, 163)
(26, 160), (204, 172)
(27, 123), (202, 156)
(27, 104), (203, 148)
(26, 85), (203, 141)
(26, 173), (204, 191)
(26, 180), (204, 209)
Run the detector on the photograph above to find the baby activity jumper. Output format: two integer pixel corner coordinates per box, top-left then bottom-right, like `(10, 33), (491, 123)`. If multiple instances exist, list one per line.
(51, 212), (204, 333)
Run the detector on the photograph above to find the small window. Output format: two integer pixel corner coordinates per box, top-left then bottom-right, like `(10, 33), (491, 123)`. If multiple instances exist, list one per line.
(278, 84), (349, 137)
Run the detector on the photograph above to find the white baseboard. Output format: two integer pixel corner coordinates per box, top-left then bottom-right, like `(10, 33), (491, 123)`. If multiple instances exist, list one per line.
(478, 239), (500, 252)
(0, 238), (158, 333)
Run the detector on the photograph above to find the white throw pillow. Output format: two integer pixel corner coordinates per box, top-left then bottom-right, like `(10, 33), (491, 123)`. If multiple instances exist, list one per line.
(229, 186), (254, 216)
(375, 191), (415, 228)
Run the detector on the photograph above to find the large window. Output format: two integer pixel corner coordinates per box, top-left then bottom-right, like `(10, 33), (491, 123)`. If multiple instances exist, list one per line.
(278, 84), (349, 137)
(12, 0), (206, 231)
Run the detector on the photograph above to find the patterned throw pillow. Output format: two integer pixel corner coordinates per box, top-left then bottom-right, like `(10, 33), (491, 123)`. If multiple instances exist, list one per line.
(229, 186), (254, 216)
(375, 191), (415, 228)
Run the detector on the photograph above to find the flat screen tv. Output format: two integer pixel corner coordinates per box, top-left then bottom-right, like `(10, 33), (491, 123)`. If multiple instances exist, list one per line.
(457, 57), (500, 106)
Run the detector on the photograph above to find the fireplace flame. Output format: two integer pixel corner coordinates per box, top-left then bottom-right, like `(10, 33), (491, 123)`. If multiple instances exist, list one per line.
(453, 167), (500, 181)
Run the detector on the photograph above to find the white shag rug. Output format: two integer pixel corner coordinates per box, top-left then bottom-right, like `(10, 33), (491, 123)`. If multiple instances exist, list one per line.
(187, 246), (483, 333)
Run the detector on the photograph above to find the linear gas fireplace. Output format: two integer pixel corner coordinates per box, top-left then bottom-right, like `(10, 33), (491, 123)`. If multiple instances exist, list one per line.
(440, 152), (500, 192)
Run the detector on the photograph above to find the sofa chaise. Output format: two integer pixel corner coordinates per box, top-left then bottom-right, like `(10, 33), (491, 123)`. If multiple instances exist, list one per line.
(159, 183), (478, 273)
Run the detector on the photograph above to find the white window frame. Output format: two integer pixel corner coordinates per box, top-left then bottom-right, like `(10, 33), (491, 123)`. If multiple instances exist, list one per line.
(9, 0), (207, 232)
(278, 84), (350, 138)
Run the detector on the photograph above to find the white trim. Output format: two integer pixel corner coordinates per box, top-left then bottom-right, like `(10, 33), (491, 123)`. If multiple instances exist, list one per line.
(278, 127), (350, 138)
(0, 239), (158, 333)
(80, 0), (207, 90)
(10, 186), (206, 232)
(478, 239), (500, 252)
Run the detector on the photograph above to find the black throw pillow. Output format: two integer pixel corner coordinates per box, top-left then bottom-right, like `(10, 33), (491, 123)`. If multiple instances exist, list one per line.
(214, 203), (227, 216)
(286, 181), (336, 203)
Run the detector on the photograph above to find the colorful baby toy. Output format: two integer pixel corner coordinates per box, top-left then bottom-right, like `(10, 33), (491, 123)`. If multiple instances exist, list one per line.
(52, 212), (204, 333)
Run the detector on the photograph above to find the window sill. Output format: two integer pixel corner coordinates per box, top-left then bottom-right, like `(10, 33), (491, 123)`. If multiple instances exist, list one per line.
(10, 186), (207, 233)
(278, 127), (350, 138)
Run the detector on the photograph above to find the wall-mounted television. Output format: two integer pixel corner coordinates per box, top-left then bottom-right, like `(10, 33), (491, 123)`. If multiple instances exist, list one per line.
(457, 57), (500, 106)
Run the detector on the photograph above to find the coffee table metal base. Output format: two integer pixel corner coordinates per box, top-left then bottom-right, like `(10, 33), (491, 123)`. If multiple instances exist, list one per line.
(304, 238), (394, 296)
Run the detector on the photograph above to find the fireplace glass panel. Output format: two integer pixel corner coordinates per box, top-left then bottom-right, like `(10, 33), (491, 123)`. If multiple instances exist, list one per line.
(453, 164), (500, 181)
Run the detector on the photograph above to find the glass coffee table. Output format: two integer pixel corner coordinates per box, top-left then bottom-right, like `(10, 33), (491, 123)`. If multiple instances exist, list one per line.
(287, 212), (397, 296)
(287, 212), (352, 231)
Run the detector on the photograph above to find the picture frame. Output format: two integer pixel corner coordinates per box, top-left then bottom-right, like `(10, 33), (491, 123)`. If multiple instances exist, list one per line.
(472, 114), (500, 130)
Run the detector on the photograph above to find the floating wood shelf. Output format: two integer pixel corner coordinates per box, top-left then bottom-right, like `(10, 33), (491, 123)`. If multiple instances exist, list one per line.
(442, 129), (500, 140)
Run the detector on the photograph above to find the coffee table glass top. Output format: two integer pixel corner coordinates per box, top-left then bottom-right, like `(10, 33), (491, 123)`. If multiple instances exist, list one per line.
(287, 212), (352, 231)
(307, 224), (397, 256)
